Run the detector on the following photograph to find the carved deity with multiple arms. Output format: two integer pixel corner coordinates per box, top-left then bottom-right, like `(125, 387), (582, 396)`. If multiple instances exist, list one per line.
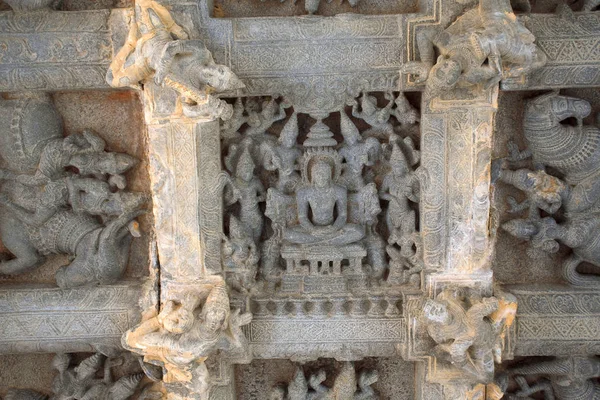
(107, 0), (244, 120)
(402, 0), (546, 91)
(123, 275), (252, 395)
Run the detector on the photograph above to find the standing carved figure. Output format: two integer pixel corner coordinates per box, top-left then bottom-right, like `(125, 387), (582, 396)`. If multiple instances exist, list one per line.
(224, 147), (266, 243)
(262, 111), (302, 194)
(401, 0), (546, 92)
(122, 275), (252, 397)
(506, 356), (600, 399)
(379, 137), (420, 243)
(106, 0), (244, 120)
(499, 92), (600, 286)
(338, 111), (381, 191)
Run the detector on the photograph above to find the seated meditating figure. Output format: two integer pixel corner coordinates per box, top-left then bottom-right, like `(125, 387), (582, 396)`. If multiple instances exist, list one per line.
(284, 160), (365, 246)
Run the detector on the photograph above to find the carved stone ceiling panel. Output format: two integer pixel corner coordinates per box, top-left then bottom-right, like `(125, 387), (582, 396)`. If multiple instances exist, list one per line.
(0, 0), (599, 398)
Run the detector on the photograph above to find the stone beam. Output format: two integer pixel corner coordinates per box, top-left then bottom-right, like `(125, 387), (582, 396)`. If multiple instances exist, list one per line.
(242, 294), (405, 361)
(502, 12), (600, 90)
(0, 9), (114, 92)
(0, 282), (141, 354)
(506, 284), (600, 357)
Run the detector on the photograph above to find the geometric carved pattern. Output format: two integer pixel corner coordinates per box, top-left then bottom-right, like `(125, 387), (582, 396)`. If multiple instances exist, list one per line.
(510, 285), (600, 356)
(0, 284), (140, 354)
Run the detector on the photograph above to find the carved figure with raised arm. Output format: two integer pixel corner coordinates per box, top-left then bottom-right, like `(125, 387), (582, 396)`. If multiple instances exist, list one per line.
(122, 275), (252, 397)
(338, 111), (381, 191)
(106, 0), (245, 120)
(261, 111), (302, 194)
(350, 91), (395, 138)
(401, 0), (546, 92)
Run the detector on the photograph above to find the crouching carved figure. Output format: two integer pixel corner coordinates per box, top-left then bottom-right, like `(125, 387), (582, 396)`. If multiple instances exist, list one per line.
(0, 94), (147, 288)
(122, 275), (252, 397)
(107, 0), (245, 120)
(505, 356), (600, 399)
(499, 92), (600, 286)
(5, 353), (143, 400)
(401, 0), (546, 92)
(422, 289), (516, 383)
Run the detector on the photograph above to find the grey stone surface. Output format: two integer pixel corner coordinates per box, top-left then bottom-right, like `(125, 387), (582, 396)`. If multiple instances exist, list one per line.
(1, 0), (600, 397)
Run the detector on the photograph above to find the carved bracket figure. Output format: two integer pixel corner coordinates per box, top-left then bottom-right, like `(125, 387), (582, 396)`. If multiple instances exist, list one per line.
(401, 0), (546, 93)
(0, 94), (147, 288)
(122, 275), (252, 398)
(107, 0), (245, 121)
(422, 288), (516, 383)
(498, 92), (600, 287)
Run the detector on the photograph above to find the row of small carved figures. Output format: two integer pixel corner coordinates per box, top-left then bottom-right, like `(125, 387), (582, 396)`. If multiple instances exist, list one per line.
(247, 295), (403, 317)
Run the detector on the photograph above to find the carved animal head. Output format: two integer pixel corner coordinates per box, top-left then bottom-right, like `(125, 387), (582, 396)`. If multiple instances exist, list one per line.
(525, 91), (592, 129)
(108, 373), (145, 400)
(199, 64), (245, 93)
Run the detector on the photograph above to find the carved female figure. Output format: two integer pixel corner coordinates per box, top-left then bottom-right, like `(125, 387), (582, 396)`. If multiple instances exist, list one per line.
(402, 0), (546, 91)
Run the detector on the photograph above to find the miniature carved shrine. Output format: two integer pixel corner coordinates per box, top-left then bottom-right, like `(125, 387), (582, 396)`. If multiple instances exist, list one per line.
(0, 0), (599, 396)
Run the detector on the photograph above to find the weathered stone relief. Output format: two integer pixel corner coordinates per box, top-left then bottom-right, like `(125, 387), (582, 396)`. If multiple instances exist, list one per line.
(421, 288), (516, 384)
(219, 93), (421, 294)
(107, 0), (245, 120)
(499, 356), (600, 399)
(0, 93), (147, 288)
(403, 0), (546, 94)
(271, 362), (379, 400)
(497, 92), (600, 287)
(122, 275), (251, 396)
(4, 0), (600, 395)
(5, 352), (144, 400)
